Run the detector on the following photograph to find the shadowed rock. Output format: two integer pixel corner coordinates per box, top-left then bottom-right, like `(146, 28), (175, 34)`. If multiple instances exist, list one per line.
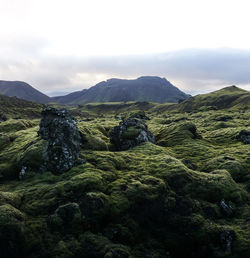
(38, 107), (82, 174)
(0, 113), (7, 122)
(220, 230), (234, 253)
(110, 117), (155, 151)
(236, 130), (250, 144)
(220, 199), (234, 217)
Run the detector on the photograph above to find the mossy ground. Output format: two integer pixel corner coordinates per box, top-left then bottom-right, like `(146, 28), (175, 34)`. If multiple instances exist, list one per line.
(0, 100), (249, 258)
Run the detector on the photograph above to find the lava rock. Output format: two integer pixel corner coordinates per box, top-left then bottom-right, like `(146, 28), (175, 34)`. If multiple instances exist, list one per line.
(110, 117), (155, 151)
(38, 107), (82, 174)
(220, 230), (234, 253)
(236, 130), (250, 144)
(220, 199), (234, 217)
(188, 124), (202, 139)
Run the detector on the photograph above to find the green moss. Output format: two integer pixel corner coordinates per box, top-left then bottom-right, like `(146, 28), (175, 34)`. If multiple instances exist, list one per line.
(155, 122), (201, 147)
(79, 231), (131, 258)
(0, 133), (10, 149)
(202, 156), (247, 181)
(121, 126), (141, 139)
(82, 134), (108, 150)
(0, 119), (37, 133)
(0, 98), (249, 257)
(0, 191), (22, 207)
(0, 204), (25, 257)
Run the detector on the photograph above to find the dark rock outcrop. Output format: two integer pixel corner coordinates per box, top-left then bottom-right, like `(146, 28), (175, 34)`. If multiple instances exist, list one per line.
(236, 130), (250, 144)
(188, 124), (202, 139)
(0, 113), (7, 122)
(220, 199), (234, 217)
(38, 107), (82, 174)
(110, 117), (155, 151)
(220, 230), (234, 253)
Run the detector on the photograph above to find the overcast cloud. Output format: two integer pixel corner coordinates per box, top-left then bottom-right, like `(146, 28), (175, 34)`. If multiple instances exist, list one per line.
(0, 42), (250, 96)
(1, 0), (250, 96)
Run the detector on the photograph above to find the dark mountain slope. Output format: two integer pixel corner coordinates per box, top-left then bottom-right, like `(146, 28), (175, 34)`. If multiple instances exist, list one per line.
(51, 89), (87, 104)
(54, 76), (189, 104)
(0, 80), (51, 103)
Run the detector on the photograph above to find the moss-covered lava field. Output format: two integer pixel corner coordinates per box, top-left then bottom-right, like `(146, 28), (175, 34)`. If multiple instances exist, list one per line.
(0, 86), (249, 258)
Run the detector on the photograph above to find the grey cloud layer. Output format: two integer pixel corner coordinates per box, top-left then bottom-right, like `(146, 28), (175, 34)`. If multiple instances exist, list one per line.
(0, 44), (250, 94)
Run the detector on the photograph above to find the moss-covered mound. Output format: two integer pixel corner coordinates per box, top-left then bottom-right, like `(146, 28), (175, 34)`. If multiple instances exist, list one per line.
(0, 98), (250, 258)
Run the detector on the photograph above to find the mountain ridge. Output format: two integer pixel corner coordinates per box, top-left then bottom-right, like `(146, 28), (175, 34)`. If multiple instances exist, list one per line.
(52, 76), (190, 104)
(0, 80), (51, 104)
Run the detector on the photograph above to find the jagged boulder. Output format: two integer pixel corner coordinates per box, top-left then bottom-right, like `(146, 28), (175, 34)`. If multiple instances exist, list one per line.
(38, 107), (82, 174)
(236, 130), (250, 144)
(110, 117), (155, 151)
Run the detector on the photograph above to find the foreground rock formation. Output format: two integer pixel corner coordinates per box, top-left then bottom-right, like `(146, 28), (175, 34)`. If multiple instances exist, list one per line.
(236, 130), (250, 144)
(38, 107), (82, 173)
(110, 117), (155, 150)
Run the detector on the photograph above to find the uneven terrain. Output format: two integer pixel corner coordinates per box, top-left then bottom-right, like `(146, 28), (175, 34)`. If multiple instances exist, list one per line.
(0, 86), (249, 258)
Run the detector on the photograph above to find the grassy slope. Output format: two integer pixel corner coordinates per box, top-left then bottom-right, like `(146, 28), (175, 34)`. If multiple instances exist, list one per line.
(0, 94), (43, 119)
(0, 91), (250, 257)
(176, 86), (250, 112)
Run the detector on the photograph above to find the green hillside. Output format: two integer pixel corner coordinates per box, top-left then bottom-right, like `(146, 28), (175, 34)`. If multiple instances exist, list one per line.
(176, 86), (250, 112)
(0, 94), (43, 119)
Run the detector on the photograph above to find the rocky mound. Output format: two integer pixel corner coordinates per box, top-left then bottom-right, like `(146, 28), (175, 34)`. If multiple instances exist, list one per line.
(110, 117), (155, 150)
(38, 107), (82, 174)
(236, 130), (250, 144)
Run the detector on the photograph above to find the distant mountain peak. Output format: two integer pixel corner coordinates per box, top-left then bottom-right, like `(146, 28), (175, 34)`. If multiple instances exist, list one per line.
(52, 76), (189, 105)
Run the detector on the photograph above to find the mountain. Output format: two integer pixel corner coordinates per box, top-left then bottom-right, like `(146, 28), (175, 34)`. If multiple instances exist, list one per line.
(0, 80), (51, 103)
(52, 76), (189, 104)
(175, 85), (250, 112)
(52, 89), (88, 104)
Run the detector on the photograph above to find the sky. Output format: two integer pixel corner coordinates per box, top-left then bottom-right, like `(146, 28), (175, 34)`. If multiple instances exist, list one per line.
(0, 0), (250, 96)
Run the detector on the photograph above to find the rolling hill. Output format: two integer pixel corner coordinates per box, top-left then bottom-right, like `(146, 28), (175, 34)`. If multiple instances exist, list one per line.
(0, 80), (51, 103)
(176, 85), (250, 112)
(0, 94), (43, 119)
